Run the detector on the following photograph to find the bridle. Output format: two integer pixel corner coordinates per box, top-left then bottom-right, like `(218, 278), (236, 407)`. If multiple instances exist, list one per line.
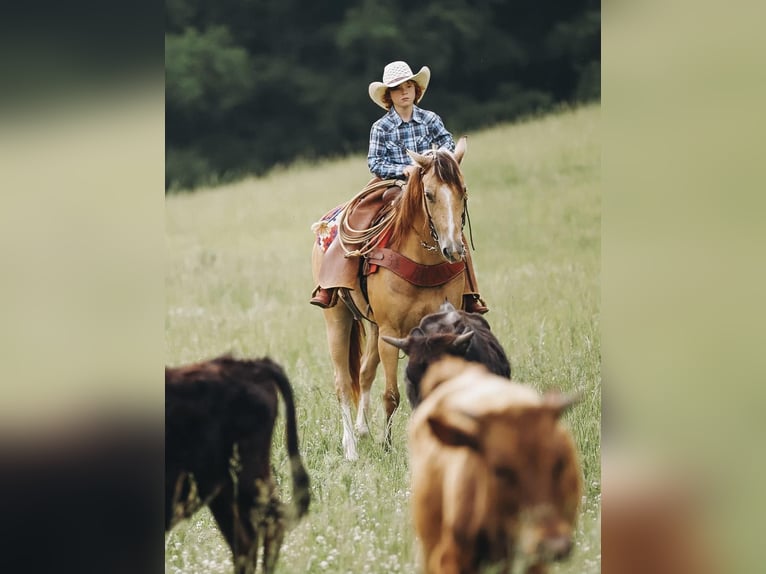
(419, 165), (475, 253)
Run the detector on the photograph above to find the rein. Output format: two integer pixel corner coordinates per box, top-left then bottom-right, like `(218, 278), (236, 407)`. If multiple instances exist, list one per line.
(463, 193), (476, 251)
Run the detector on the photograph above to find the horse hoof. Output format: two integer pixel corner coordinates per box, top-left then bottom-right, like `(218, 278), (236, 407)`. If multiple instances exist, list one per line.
(344, 450), (358, 461)
(343, 440), (359, 461)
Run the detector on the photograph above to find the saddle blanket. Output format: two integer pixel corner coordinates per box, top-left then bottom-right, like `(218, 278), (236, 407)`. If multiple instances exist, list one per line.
(311, 204), (344, 253)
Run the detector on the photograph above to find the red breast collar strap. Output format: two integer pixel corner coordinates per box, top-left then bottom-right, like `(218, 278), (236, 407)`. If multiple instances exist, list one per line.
(365, 248), (465, 287)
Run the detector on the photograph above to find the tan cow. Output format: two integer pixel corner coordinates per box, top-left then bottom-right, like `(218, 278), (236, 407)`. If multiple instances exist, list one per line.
(409, 356), (582, 574)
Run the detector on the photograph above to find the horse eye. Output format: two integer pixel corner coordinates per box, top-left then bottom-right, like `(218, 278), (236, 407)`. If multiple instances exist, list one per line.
(424, 190), (435, 202)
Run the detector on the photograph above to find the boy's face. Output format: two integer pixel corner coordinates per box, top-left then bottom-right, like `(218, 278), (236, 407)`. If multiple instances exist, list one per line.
(389, 81), (416, 108)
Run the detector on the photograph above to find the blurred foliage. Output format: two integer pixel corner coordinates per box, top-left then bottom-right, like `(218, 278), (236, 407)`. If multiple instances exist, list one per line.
(165, 0), (600, 191)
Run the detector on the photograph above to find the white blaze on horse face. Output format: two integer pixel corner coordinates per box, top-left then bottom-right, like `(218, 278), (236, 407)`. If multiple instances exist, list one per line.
(436, 184), (464, 262)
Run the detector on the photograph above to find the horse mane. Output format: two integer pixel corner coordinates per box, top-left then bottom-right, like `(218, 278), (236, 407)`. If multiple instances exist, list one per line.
(389, 150), (463, 248)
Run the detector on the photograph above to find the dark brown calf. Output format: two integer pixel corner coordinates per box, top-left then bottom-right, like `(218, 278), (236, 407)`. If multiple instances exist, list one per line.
(165, 355), (310, 574)
(383, 300), (511, 408)
(409, 356), (582, 574)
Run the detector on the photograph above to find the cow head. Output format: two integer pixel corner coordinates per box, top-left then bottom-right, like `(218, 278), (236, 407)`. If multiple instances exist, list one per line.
(428, 391), (583, 566)
(382, 328), (474, 408)
(382, 299), (511, 410)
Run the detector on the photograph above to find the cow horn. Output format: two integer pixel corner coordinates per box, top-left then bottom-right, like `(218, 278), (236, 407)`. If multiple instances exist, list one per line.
(544, 389), (583, 416)
(381, 335), (408, 351)
(451, 330), (474, 352)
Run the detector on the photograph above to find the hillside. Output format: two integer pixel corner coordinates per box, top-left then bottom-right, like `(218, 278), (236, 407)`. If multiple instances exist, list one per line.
(165, 104), (600, 573)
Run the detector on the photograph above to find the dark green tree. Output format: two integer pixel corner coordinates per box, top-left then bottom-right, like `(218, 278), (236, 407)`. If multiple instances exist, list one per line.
(165, 0), (600, 191)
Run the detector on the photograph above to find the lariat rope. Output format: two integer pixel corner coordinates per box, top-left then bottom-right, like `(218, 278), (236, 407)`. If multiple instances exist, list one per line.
(337, 179), (402, 258)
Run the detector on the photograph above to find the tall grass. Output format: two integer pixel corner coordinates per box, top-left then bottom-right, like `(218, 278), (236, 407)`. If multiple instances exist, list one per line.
(165, 104), (600, 573)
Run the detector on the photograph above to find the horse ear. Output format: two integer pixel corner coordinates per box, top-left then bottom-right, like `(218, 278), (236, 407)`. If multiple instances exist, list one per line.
(454, 136), (468, 164)
(440, 299), (456, 312)
(407, 149), (432, 169)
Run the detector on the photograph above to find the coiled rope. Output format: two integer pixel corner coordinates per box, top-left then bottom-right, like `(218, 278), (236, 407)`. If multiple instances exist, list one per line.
(337, 179), (404, 258)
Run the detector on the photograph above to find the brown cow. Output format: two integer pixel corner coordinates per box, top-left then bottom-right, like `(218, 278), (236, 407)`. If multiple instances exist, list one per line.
(165, 355), (310, 574)
(383, 300), (511, 409)
(409, 356), (582, 574)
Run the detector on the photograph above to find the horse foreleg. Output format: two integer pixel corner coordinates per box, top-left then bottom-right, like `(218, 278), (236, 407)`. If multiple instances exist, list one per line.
(356, 322), (380, 437)
(323, 306), (360, 461)
(378, 335), (401, 449)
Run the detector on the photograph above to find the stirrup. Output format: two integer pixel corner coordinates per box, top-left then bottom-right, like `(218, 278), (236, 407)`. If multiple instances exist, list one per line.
(310, 287), (338, 309)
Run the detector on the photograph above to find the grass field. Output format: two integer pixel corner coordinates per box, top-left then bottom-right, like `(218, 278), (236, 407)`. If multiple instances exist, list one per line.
(165, 104), (601, 573)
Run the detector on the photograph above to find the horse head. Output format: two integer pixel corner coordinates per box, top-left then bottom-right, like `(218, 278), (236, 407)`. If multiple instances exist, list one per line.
(396, 137), (468, 263)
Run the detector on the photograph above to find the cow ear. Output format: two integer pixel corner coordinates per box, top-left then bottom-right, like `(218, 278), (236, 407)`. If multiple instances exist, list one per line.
(453, 136), (467, 164)
(428, 410), (480, 450)
(544, 390), (582, 417)
(450, 330), (474, 354)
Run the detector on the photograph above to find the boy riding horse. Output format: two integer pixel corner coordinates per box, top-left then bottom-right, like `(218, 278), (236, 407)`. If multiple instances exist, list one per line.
(310, 61), (488, 315)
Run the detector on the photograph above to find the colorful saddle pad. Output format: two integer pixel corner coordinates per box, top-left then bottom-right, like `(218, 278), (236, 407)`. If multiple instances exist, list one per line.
(311, 204), (344, 253)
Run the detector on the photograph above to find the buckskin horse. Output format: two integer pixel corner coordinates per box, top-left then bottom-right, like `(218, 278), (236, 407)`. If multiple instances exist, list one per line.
(311, 137), (470, 460)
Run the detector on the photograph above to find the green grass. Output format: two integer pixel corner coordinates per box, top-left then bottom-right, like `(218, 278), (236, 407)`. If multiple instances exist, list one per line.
(165, 104), (601, 573)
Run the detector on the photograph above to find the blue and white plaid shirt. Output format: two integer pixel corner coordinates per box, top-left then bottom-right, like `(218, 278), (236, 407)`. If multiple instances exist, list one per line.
(367, 106), (455, 179)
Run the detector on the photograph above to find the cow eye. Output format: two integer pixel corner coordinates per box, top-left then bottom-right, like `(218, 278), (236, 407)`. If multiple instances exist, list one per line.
(552, 457), (565, 481)
(494, 466), (518, 485)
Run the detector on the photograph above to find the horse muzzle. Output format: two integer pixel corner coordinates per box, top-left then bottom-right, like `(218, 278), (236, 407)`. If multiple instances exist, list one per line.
(439, 241), (465, 263)
(440, 242), (466, 263)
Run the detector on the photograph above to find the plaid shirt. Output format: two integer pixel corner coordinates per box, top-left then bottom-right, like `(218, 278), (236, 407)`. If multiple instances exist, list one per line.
(367, 106), (455, 179)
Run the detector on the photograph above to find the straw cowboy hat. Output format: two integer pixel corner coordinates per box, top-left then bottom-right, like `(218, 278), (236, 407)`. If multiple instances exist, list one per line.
(368, 61), (431, 110)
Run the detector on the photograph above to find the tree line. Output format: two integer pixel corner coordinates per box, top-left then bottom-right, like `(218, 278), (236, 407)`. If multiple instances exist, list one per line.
(166, 0), (600, 191)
